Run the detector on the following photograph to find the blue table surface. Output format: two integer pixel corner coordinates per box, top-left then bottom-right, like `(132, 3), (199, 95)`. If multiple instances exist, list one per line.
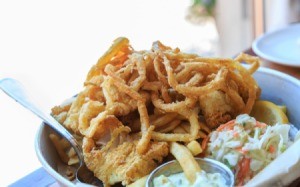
(9, 166), (300, 187)
(9, 168), (56, 187)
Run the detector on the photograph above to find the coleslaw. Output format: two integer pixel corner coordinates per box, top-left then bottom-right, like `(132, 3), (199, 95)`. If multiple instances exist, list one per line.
(205, 114), (295, 185)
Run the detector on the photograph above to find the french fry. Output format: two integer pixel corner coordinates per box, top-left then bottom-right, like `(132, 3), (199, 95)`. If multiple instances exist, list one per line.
(170, 142), (201, 183)
(68, 156), (79, 166)
(49, 134), (69, 164)
(172, 125), (187, 134)
(157, 119), (181, 133)
(67, 147), (76, 157)
(180, 122), (208, 139)
(199, 121), (211, 133)
(151, 132), (191, 142)
(186, 140), (203, 156)
(66, 166), (75, 180)
(127, 175), (149, 187)
(152, 113), (177, 128)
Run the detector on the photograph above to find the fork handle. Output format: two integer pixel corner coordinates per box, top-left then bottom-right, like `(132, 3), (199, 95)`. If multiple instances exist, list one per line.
(0, 78), (83, 161)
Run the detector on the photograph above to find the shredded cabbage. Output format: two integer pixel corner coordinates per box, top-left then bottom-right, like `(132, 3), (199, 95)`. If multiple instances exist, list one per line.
(206, 114), (296, 185)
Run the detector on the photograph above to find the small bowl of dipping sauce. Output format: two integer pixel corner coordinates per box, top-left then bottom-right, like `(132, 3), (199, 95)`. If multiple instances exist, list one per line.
(146, 158), (234, 187)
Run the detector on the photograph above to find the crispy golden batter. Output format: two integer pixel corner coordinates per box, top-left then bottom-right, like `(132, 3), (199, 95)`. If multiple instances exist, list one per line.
(83, 133), (169, 186)
(199, 90), (233, 128)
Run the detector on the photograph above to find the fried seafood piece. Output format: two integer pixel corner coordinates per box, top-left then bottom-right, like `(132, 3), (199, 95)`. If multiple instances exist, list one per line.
(83, 131), (169, 186)
(199, 82), (260, 128)
(199, 90), (234, 129)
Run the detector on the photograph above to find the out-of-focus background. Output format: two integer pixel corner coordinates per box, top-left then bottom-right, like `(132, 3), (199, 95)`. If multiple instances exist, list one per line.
(0, 0), (299, 186)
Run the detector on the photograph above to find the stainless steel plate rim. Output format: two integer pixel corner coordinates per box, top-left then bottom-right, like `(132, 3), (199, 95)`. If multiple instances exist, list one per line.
(145, 157), (235, 187)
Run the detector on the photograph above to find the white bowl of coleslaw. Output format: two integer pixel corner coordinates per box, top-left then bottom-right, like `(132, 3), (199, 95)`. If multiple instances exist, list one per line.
(34, 66), (300, 186)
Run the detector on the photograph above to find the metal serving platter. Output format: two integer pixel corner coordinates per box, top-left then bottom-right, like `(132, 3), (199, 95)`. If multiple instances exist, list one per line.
(35, 67), (300, 186)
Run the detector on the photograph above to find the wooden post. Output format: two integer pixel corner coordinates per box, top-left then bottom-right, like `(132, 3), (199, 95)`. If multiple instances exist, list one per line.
(253, 0), (265, 38)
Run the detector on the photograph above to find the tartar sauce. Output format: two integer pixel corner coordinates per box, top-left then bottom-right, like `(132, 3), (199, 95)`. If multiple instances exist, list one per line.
(153, 170), (227, 187)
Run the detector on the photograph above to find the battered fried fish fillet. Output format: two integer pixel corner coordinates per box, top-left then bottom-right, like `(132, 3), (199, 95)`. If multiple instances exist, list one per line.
(199, 83), (260, 129)
(199, 90), (234, 129)
(83, 130), (169, 186)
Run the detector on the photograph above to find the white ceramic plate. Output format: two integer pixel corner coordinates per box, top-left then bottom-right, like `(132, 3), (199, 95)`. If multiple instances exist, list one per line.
(252, 23), (300, 67)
